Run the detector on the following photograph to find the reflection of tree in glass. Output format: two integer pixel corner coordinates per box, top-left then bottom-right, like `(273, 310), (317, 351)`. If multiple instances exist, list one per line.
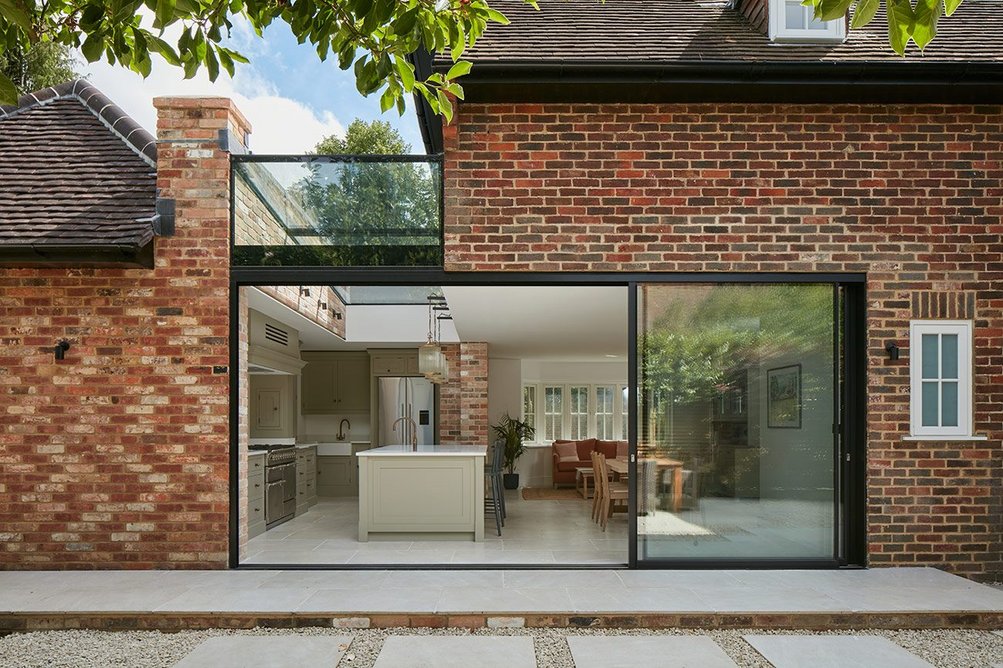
(641, 285), (834, 454)
(288, 120), (440, 267)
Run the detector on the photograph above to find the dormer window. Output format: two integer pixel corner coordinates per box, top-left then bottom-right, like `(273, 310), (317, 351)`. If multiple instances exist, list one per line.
(769, 0), (846, 43)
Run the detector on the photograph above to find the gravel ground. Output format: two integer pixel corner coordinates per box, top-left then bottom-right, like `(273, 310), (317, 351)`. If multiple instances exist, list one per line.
(0, 626), (1000, 668)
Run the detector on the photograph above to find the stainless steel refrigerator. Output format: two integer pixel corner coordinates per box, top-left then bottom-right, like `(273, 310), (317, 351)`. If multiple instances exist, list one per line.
(377, 377), (436, 446)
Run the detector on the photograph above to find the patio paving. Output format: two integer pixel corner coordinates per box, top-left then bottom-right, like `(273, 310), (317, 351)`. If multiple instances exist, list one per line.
(743, 634), (934, 668)
(173, 635), (351, 668)
(0, 567), (999, 630)
(567, 636), (738, 667)
(373, 636), (535, 668)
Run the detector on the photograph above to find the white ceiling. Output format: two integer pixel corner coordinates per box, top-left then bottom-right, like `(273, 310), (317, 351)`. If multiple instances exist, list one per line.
(442, 286), (628, 360)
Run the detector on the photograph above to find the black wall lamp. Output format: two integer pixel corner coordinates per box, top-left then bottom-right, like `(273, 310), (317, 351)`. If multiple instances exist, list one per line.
(300, 288), (311, 297)
(885, 342), (901, 360)
(54, 339), (71, 361)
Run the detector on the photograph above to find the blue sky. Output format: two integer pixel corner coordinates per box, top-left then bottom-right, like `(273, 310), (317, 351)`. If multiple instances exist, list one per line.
(83, 19), (425, 155)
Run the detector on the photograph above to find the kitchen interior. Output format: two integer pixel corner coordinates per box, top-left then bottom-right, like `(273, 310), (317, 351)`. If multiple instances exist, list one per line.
(240, 284), (631, 566)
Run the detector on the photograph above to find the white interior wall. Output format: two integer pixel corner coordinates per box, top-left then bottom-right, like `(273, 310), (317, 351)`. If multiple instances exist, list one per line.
(521, 359), (627, 385)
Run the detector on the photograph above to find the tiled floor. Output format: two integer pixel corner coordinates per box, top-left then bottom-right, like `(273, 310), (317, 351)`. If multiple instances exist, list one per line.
(242, 493), (629, 565)
(174, 636), (351, 668)
(742, 635), (935, 668)
(243, 492), (835, 566)
(1, 567), (1001, 616)
(567, 636), (738, 668)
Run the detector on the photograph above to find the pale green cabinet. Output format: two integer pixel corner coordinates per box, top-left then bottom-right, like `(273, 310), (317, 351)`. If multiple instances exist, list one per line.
(301, 352), (371, 415)
(317, 455), (354, 497)
(250, 375), (295, 438)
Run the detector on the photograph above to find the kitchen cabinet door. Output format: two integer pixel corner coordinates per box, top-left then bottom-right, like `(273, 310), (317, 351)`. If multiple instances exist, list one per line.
(337, 358), (371, 412)
(254, 389), (282, 429)
(316, 455), (354, 497)
(301, 360), (336, 414)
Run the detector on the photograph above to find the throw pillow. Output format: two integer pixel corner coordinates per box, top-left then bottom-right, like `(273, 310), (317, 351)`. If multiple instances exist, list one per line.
(554, 441), (578, 460)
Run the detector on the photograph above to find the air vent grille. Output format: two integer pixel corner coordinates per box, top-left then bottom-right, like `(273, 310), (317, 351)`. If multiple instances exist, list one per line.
(264, 323), (289, 346)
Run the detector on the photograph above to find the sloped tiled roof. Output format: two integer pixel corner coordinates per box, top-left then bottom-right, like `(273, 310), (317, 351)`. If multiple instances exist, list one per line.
(450, 0), (1003, 64)
(0, 79), (158, 249)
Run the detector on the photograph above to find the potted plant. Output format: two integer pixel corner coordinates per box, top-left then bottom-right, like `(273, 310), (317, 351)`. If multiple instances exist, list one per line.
(491, 413), (535, 490)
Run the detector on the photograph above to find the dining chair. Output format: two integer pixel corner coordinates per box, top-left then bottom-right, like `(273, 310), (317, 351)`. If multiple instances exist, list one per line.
(595, 453), (628, 531)
(590, 451), (603, 524)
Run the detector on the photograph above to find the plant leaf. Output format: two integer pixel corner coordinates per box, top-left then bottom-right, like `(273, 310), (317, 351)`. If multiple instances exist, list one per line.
(912, 0), (942, 49)
(0, 71), (18, 105)
(0, 0), (33, 33)
(850, 0), (880, 28)
(445, 60), (471, 80)
(394, 57), (415, 91)
(886, 0), (915, 55)
(944, 0), (964, 15)
(816, 0), (852, 22)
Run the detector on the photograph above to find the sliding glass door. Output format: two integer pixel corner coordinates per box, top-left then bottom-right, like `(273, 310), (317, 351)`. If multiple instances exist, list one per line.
(634, 283), (842, 563)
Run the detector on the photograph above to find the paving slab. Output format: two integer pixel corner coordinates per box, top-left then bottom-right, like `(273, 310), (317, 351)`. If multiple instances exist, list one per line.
(173, 636), (352, 668)
(743, 635), (934, 668)
(568, 636), (737, 668)
(373, 636), (535, 668)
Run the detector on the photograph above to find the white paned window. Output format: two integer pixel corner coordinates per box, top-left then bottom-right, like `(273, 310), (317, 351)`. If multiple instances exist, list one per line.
(543, 385), (564, 441)
(769, 0), (845, 42)
(569, 386), (589, 439)
(595, 386), (616, 439)
(522, 385), (536, 432)
(909, 321), (972, 438)
(523, 383), (630, 441)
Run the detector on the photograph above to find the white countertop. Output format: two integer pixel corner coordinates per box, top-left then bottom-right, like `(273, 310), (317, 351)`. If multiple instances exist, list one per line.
(356, 444), (487, 457)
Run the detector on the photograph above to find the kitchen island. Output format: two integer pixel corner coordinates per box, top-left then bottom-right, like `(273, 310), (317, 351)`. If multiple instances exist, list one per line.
(356, 444), (486, 542)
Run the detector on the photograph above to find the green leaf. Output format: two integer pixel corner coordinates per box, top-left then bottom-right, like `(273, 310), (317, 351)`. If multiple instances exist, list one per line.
(395, 57), (415, 92)
(484, 8), (510, 24)
(0, 0), (33, 34)
(912, 0), (942, 49)
(351, 0), (373, 19)
(443, 82), (464, 100)
(886, 0), (915, 55)
(147, 34), (181, 65)
(379, 87), (395, 112)
(436, 88), (452, 122)
(0, 71), (17, 105)
(944, 0), (964, 15)
(155, 0), (176, 28)
(81, 33), (105, 62)
(850, 0), (879, 28)
(394, 6), (419, 34)
(445, 60), (472, 80)
(815, 0), (852, 22)
(205, 44), (220, 81)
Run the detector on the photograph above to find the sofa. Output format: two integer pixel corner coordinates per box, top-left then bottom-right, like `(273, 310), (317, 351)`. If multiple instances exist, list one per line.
(552, 438), (628, 487)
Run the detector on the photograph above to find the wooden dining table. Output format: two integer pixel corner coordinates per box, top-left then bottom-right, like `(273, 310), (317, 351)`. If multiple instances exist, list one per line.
(607, 456), (685, 513)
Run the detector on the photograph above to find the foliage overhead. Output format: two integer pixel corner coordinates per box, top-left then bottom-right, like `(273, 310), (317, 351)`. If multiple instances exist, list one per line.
(0, 0), (970, 109)
(0, 40), (77, 94)
(806, 0), (966, 54)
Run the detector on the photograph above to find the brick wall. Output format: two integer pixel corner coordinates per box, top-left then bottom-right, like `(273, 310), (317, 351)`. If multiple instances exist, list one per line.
(444, 102), (1003, 579)
(0, 97), (247, 568)
(438, 343), (490, 447)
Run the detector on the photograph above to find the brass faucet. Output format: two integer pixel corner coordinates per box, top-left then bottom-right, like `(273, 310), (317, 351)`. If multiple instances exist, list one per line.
(392, 416), (418, 449)
(336, 418), (351, 441)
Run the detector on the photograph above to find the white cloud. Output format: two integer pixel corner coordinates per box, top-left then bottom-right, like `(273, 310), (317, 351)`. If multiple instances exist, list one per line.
(82, 57), (344, 154)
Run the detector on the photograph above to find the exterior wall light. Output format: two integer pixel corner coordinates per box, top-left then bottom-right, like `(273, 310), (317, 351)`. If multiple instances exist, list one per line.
(54, 339), (71, 360)
(885, 342), (901, 360)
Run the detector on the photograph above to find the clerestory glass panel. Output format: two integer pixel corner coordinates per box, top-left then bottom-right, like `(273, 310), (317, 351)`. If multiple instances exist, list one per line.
(232, 156), (442, 267)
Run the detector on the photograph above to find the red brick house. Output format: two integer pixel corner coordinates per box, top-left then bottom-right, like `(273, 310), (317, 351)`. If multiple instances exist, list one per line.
(1, 0), (1001, 579)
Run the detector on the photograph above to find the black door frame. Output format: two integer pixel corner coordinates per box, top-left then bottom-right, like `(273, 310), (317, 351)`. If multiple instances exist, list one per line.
(228, 268), (867, 570)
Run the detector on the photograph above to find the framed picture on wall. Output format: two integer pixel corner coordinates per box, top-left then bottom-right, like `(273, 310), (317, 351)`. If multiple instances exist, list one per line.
(767, 364), (801, 429)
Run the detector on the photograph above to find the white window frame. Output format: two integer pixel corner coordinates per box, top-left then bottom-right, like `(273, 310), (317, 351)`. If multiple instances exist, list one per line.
(908, 320), (973, 438)
(769, 0), (846, 43)
(595, 385), (617, 440)
(523, 382), (629, 442)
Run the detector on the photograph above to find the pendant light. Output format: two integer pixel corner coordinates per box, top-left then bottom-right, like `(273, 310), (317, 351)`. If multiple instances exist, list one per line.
(419, 295), (446, 382)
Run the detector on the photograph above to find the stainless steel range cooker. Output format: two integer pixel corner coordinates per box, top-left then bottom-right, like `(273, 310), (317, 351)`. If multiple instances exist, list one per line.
(249, 444), (297, 528)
